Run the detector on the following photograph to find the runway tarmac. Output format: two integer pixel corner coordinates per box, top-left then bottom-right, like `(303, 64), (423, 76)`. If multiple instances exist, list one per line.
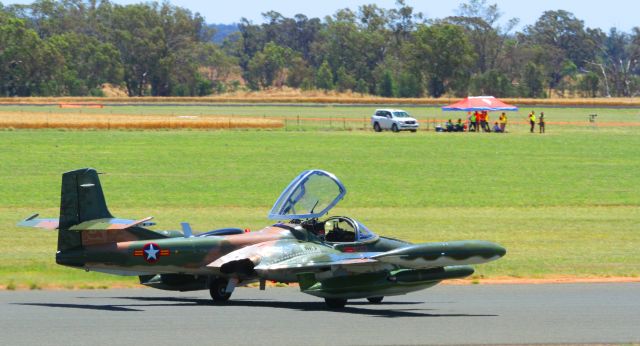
(1, 283), (639, 345)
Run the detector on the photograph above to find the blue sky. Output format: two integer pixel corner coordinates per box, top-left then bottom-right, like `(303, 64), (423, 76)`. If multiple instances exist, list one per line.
(5, 0), (639, 32)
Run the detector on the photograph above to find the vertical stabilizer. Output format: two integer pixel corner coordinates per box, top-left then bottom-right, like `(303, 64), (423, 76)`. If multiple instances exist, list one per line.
(58, 168), (113, 251)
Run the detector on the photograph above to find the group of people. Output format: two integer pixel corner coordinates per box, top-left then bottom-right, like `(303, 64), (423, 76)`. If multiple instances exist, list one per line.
(441, 110), (548, 134)
(442, 111), (509, 133)
(528, 111), (546, 133)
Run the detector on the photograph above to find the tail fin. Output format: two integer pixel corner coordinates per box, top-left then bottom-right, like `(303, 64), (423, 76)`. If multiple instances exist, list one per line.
(58, 168), (113, 251)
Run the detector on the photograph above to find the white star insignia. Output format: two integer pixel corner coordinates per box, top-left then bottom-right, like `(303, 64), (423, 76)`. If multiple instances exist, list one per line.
(145, 244), (159, 260)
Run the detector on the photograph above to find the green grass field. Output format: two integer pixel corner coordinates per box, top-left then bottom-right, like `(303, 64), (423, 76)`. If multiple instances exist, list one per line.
(1, 106), (639, 288)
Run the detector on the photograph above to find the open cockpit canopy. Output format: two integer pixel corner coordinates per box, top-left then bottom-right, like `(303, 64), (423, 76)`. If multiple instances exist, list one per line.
(268, 170), (346, 220)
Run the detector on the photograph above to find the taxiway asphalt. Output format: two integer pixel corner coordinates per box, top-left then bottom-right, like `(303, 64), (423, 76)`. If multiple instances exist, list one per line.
(1, 283), (638, 345)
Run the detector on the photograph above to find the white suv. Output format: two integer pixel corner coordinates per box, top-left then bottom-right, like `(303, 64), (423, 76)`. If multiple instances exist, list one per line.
(371, 109), (419, 132)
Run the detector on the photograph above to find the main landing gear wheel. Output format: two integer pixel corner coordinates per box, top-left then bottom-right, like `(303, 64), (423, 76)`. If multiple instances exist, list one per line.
(367, 296), (384, 304)
(391, 124), (399, 132)
(209, 278), (231, 302)
(373, 122), (382, 132)
(325, 298), (347, 309)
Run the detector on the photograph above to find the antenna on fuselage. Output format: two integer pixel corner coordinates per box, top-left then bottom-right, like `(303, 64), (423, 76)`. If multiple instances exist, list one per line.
(181, 222), (193, 238)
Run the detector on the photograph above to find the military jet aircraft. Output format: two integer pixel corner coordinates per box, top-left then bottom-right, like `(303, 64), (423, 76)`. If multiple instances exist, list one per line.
(19, 168), (506, 308)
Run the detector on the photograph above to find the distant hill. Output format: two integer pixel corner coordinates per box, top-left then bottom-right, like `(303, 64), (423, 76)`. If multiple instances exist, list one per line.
(210, 23), (239, 44)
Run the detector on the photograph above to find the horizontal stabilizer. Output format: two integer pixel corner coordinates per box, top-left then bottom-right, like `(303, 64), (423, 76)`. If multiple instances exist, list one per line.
(17, 214), (59, 230)
(68, 216), (154, 231)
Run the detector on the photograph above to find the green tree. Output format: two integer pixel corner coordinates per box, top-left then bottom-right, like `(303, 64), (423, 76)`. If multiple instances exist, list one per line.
(525, 10), (597, 69)
(235, 12), (321, 78)
(397, 70), (422, 97)
(377, 69), (396, 97)
(197, 42), (241, 94)
(1, 1), (236, 97)
(48, 32), (123, 95)
(578, 71), (600, 97)
(9, 0), (88, 38)
(313, 8), (387, 94)
(592, 28), (640, 97)
(316, 60), (334, 90)
(246, 42), (293, 89)
(520, 62), (546, 97)
(335, 66), (356, 92)
(408, 23), (476, 97)
(107, 2), (211, 96)
(286, 56), (313, 88)
(0, 14), (63, 96)
(236, 18), (267, 73)
(524, 10), (598, 91)
(470, 69), (514, 97)
(449, 0), (519, 74)
(388, 0), (423, 46)
(8, 0), (640, 98)
(109, 4), (163, 96)
(355, 78), (369, 94)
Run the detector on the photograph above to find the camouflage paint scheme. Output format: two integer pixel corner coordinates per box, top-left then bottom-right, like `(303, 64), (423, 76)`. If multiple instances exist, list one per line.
(19, 168), (506, 308)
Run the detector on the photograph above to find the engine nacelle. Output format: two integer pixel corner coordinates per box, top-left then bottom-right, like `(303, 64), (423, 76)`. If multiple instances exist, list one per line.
(298, 266), (474, 299)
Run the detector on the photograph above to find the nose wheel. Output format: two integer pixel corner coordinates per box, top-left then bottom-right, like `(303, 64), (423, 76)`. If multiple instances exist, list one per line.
(209, 278), (232, 302)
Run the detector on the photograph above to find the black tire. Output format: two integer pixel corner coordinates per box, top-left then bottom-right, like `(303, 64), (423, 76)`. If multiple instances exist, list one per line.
(367, 296), (384, 304)
(209, 278), (231, 302)
(391, 123), (399, 132)
(373, 122), (382, 132)
(410, 129), (417, 133)
(325, 298), (347, 309)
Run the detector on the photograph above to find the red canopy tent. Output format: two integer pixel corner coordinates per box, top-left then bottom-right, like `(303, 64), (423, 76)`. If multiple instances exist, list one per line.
(442, 96), (518, 112)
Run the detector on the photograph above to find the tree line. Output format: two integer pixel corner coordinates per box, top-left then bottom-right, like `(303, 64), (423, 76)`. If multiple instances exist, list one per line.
(2, 0), (640, 98)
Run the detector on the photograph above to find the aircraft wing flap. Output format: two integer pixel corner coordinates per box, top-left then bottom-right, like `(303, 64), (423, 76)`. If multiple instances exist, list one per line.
(17, 214), (59, 230)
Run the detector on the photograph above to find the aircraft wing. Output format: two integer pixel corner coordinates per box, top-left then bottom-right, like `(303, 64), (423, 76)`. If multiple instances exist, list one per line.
(254, 251), (385, 275)
(206, 240), (388, 278)
(206, 239), (504, 281)
(255, 240), (506, 273)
